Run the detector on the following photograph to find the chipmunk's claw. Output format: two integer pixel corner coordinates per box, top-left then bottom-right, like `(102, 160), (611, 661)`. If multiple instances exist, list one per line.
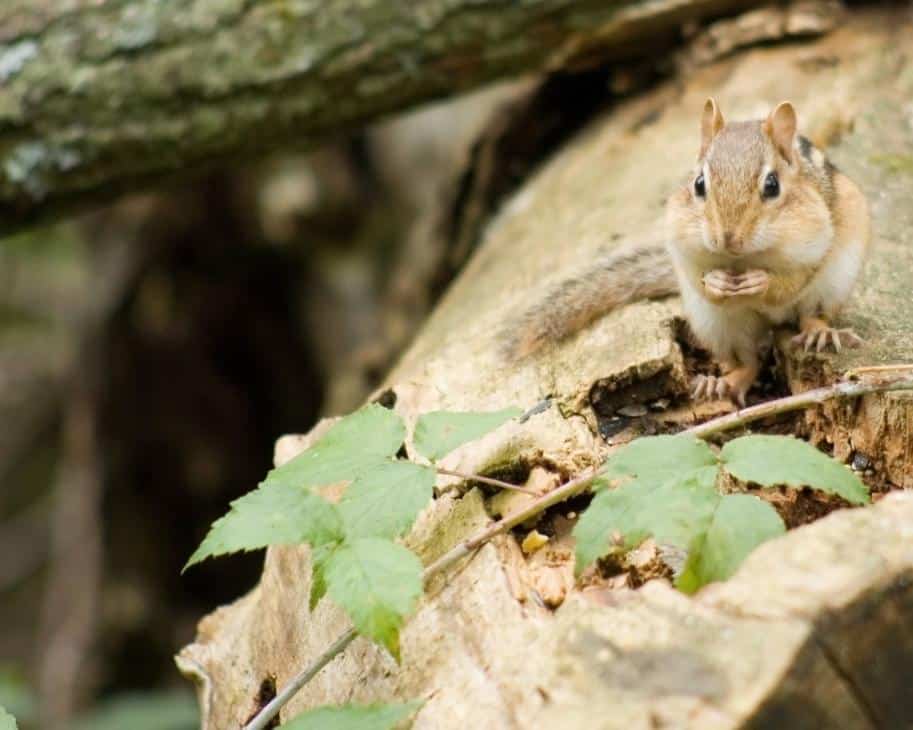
(691, 374), (746, 407)
(791, 327), (863, 353)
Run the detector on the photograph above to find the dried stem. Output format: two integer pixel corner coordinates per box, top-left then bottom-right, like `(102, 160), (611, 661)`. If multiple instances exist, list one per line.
(422, 468), (597, 577)
(243, 372), (913, 730)
(435, 467), (539, 495)
(686, 374), (913, 439)
(243, 628), (358, 730)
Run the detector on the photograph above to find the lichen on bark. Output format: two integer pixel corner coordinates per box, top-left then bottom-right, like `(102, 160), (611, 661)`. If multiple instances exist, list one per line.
(0, 0), (761, 233)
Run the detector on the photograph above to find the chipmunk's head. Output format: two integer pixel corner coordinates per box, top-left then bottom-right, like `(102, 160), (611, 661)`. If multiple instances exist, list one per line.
(676, 98), (832, 260)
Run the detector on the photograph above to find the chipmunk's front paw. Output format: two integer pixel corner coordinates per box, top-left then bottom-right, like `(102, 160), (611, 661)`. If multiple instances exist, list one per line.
(791, 326), (863, 353)
(691, 374), (748, 407)
(691, 374), (731, 401)
(691, 363), (756, 407)
(702, 269), (769, 302)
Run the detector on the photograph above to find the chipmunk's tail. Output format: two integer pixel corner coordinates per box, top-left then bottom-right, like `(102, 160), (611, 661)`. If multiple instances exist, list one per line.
(502, 242), (677, 359)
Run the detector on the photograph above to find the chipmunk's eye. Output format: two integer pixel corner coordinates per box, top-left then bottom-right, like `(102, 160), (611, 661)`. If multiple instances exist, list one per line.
(694, 173), (706, 198)
(763, 171), (780, 199)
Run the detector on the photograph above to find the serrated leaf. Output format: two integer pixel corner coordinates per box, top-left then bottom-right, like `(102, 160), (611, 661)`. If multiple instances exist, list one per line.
(677, 494), (785, 594)
(596, 435), (718, 490)
(265, 404), (405, 490)
(412, 407), (521, 461)
(185, 486), (341, 570)
(721, 435), (869, 505)
(339, 462), (435, 540)
(325, 538), (423, 657)
(280, 701), (422, 730)
(0, 706), (17, 730)
(574, 466), (719, 574)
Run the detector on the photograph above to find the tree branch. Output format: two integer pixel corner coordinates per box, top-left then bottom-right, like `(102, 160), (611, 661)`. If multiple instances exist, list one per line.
(0, 0), (762, 234)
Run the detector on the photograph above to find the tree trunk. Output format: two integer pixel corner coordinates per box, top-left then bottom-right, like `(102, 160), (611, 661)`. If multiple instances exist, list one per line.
(177, 5), (913, 729)
(0, 0), (769, 234)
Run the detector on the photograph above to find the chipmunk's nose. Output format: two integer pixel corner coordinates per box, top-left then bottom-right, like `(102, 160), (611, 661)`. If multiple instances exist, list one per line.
(722, 231), (741, 253)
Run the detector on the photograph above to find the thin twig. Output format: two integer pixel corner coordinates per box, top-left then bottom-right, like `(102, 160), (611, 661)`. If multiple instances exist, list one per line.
(686, 374), (913, 439)
(422, 468), (597, 577)
(244, 628), (358, 730)
(435, 467), (539, 495)
(844, 363), (913, 378)
(244, 373), (913, 730)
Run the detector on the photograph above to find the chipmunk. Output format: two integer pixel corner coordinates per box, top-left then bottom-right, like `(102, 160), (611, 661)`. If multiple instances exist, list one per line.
(506, 99), (871, 406)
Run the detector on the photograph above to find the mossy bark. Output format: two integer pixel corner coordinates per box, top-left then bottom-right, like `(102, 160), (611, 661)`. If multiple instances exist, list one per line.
(0, 0), (766, 234)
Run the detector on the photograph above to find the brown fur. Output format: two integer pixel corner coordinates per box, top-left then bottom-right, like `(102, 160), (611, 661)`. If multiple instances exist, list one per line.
(504, 99), (870, 407)
(503, 243), (676, 358)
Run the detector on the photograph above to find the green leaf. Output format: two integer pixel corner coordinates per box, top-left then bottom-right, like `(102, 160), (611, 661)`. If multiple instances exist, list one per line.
(72, 690), (198, 730)
(339, 461), (435, 540)
(574, 466), (720, 574)
(186, 404), (404, 570)
(597, 435), (718, 490)
(324, 538), (423, 658)
(185, 486), (341, 570)
(280, 701), (422, 730)
(721, 435), (869, 505)
(575, 435), (792, 592)
(412, 407), (521, 461)
(0, 667), (34, 723)
(265, 404), (405, 489)
(309, 542), (336, 612)
(0, 706), (16, 730)
(677, 494), (785, 594)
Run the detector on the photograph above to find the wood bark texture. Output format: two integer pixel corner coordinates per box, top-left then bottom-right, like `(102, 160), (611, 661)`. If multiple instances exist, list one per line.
(0, 0), (765, 234)
(177, 6), (913, 729)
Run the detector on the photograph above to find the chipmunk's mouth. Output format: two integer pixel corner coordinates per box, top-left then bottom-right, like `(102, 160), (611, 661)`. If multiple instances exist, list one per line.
(701, 230), (750, 257)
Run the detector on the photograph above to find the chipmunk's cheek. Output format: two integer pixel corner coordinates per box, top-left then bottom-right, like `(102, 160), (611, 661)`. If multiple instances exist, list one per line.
(793, 229), (833, 265)
(699, 224), (717, 254)
(748, 222), (771, 252)
(775, 212), (833, 265)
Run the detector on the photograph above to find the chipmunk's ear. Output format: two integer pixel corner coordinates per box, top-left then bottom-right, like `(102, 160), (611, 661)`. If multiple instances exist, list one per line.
(700, 98), (725, 158)
(764, 101), (797, 164)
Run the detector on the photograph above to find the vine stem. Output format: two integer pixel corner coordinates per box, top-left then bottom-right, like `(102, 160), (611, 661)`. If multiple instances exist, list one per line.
(243, 372), (913, 730)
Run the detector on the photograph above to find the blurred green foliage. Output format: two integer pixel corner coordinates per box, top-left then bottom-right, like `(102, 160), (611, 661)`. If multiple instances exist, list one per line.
(72, 690), (198, 730)
(0, 667), (34, 725)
